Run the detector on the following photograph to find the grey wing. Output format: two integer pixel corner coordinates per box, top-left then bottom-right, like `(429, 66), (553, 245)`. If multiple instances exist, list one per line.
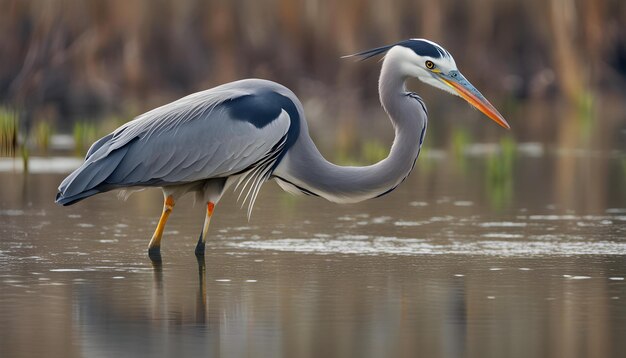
(56, 81), (296, 206)
(105, 106), (290, 186)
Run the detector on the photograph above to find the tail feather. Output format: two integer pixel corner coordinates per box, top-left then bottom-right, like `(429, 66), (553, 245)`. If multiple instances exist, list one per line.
(55, 143), (131, 206)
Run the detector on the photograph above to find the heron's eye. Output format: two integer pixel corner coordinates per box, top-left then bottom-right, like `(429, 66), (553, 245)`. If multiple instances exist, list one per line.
(425, 60), (435, 70)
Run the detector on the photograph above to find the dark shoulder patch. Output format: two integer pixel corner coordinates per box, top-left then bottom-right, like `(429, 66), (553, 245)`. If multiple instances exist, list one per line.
(223, 90), (301, 169)
(397, 39), (444, 58)
(225, 91), (285, 128)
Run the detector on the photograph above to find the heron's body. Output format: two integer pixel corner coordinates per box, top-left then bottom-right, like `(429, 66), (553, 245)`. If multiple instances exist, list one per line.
(56, 39), (509, 259)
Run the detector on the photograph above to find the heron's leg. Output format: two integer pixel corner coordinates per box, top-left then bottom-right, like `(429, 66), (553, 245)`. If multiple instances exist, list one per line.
(194, 202), (215, 256)
(148, 195), (175, 259)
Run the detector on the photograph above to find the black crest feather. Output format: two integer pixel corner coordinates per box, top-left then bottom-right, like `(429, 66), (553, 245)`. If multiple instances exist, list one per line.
(343, 39), (449, 61)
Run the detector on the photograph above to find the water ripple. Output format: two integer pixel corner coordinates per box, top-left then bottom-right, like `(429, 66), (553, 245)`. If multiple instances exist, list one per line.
(226, 236), (626, 257)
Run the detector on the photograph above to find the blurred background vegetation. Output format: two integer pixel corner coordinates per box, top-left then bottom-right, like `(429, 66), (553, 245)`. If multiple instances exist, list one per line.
(0, 0), (624, 164)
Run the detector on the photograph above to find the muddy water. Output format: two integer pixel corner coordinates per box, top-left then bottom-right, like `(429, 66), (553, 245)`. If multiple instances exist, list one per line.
(0, 152), (625, 358)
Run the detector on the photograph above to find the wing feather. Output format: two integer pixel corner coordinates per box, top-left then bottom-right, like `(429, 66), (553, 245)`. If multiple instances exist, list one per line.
(56, 79), (300, 206)
(106, 105), (289, 186)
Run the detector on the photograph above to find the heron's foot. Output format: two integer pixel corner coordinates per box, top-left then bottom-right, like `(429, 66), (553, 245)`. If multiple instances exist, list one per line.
(194, 233), (205, 257)
(148, 247), (162, 262)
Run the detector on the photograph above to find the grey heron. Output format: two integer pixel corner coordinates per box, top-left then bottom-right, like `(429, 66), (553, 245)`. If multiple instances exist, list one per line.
(56, 39), (510, 259)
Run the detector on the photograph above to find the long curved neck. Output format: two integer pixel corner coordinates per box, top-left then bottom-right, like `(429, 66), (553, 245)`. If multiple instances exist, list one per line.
(274, 56), (427, 203)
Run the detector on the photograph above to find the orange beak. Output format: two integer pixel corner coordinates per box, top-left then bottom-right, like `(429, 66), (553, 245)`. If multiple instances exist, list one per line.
(438, 73), (510, 129)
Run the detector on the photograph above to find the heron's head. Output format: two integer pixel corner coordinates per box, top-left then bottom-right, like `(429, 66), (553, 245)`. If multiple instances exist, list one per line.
(345, 38), (510, 129)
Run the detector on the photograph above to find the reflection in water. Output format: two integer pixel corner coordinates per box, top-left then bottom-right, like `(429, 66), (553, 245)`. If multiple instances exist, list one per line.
(442, 279), (466, 358)
(151, 257), (164, 324)
(46, 252), (623, 358)
(195, 255), (207, 325)
(1, 237), (625, 357)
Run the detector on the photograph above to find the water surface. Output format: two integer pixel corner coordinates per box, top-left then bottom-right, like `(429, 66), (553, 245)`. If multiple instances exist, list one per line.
(0, 151), (625, 358)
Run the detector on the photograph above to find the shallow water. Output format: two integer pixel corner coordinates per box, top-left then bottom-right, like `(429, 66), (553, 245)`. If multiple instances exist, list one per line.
(0, 151), (625, 358)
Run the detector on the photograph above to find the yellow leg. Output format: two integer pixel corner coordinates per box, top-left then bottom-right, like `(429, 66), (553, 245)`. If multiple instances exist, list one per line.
(195, 202), (215, 256)
(148, 195), (175, 258)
